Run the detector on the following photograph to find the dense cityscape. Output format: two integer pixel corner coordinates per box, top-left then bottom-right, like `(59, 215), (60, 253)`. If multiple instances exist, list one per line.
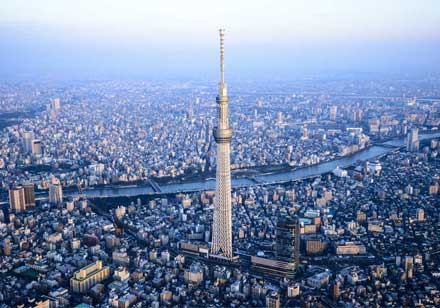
(2, 1), (440, 308)
(1, 67), (440, 307)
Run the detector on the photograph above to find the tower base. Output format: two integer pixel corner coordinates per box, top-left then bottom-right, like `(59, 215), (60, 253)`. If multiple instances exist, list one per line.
(208, 253), (239, 263)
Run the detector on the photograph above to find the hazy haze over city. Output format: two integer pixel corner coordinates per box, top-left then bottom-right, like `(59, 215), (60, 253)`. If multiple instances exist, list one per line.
(1, 0), (440, 79)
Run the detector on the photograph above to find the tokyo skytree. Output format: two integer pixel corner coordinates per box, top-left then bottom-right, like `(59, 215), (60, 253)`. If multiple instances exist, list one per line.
(211, 29), (233, 259)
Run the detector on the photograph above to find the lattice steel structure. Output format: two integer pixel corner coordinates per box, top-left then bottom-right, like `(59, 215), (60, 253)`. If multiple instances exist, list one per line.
(211, 29), (233, 259)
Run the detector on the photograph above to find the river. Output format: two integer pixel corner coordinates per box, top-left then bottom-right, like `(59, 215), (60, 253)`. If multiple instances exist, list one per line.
(63, 131), (439, 199)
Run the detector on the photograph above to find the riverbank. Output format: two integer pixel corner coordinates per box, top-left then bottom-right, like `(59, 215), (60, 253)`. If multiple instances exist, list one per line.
(1, 131), (439, 204)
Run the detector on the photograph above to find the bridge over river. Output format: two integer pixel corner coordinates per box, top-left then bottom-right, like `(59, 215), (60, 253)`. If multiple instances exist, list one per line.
(61, 131), (440, 200)
(2, 131), (439, 203)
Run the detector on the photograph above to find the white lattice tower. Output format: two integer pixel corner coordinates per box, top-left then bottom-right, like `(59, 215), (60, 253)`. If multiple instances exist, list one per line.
(211, 29), (233, 259)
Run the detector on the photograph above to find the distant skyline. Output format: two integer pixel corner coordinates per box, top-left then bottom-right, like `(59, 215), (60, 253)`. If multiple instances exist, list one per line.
(1, 0), (440, 79)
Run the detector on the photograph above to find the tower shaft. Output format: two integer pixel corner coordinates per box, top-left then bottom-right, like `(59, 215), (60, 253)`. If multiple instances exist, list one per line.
(211, 29), (233, 259)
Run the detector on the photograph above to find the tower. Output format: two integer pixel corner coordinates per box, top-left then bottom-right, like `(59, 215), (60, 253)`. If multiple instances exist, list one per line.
(211, 29), (234, 259)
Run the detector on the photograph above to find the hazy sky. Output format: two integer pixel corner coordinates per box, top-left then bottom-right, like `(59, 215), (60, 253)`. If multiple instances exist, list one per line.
(1, 0), (440, 79)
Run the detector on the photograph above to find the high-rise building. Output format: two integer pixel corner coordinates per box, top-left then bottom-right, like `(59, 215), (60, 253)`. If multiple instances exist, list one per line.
(404, 256), (414, 271)
(211, 29), (234, 260)
(266, 291), (280, 308)
(429, 182), (439, 195)
(3, 238), (12, 256)
(23, 184), (35, 208)
(53, 98), (61, 110)
(416, 208), (424, 221)
(184, 262), (204, 285)
(22, 131), (34, 153)
(407, 128), (419, 152)
(70, 260), (110, 293)
(277, 111), (283, 124)
(287, 283), (300, 298)
(351, 108), (363, 122)
(305, 236), (328, 256)
(330, 105), (337, 121)
(49, 182), (63, 204)
(331, 280), (341, 300)
(32, 139), (42, 155)
(188, 100), (194, 119)
(276, 216), (300, 269)
(9, 187), (26, 212)
(302, 124), (309, 139)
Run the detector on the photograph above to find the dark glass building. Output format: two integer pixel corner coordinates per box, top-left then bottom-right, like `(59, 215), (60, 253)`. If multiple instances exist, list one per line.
(275, 215), (300, 268)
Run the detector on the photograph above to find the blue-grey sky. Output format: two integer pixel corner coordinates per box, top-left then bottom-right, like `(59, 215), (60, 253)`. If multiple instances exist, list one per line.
(1, 0), (440, 79)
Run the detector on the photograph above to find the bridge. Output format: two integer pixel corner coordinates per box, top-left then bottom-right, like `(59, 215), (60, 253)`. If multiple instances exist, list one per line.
(148, 179), (162, 193)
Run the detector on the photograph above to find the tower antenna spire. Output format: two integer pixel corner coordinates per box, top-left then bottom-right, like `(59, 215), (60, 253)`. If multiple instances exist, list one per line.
(219, 29), (225, 84)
